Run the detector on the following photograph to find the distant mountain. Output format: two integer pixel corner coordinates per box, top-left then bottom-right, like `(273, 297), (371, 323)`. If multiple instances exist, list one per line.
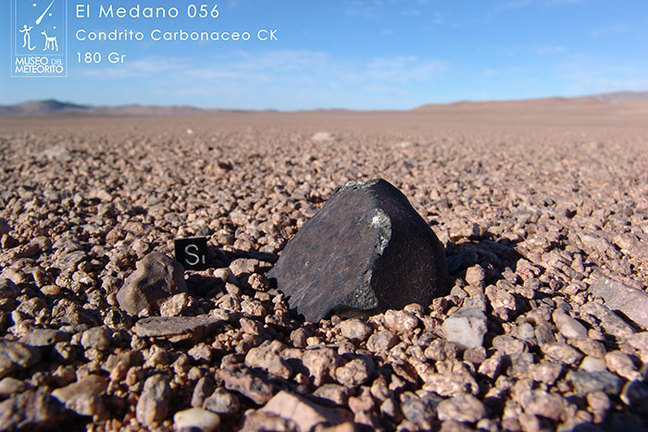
(577, 91), (648, 103)
(0, 99), (90, 116)
(2, 91), (647, 116)
(0, 99), (208, 117)
(413, 90), (648, 111)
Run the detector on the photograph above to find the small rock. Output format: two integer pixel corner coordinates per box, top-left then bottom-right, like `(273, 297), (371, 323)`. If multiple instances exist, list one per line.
(80, 326), (112, 351)
(267, 179), (449, 322)
(300, 347), (341, 387)
(0, 389), (75, 431)
(52, 375), (108, 418)
(580, 356), (607, 372)
(159, 292), (189, 317)
(40, 145), (72, 162)
(384, 309), (419, 334)
(203, 388), (240, 416)
(587, 391), (611, 418)
(260, 391), (353, 431)
(312, 384), (349, 406)
(424, 338), (460, 361)
(335, 357), (375, 387)
(242, 411), (297, 432)
(400, 392), (442, 424)
(553, 309), (588, 339)
(465, 265), (486, 288)
(0, 218), (10, 235)
(245, 340), (292, 380)
(0, 377), (27, 398)
(366, 329), (398, 353)
(527, 362), (563, 385)
(136, 374), (171, 427)
(191, 377), (215, 408)
(174, 408), (220, 432)
(485, 283), (517, 311)
(580, 302), (634, 339)
(605, 351), (639, 380)
(311, 131), (337, 143)
(542, 342), (583, 364)
(20, 329), (69, 347)
(0, 339), (41, 379)
(217, 367), (285, 405)
(188, 343), (214, 363)
(134, 315), (221, 339)
(421, 372), (479, 396)
(627, 332), (648, 362)
(492, 335), (526, 355)
(116, 252), (187, 315)
(571, 338), (606, 358)
(229, 258), (259, 278)
(566, 370), (623, 396)
(589, 275), (648, 329)
(442, 308), (488, 349)
(437, 393), (487, 423)
(519, 390), (566, 421)
(52, 251), (87, 272)
(335, 318), (372, 342)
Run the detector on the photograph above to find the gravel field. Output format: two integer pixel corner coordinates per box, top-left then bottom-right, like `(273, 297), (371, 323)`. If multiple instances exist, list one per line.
(1, 106), (648, 431)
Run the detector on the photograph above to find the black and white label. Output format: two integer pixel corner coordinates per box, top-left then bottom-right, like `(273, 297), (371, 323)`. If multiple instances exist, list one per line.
(174, 237), (208, 270)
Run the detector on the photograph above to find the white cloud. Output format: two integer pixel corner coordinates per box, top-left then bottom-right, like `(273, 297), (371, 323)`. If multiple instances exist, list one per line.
(78, 50), (449, 109)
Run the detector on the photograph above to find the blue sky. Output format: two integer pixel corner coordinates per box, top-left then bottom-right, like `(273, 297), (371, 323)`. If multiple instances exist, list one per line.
(1, 0), (647, 110)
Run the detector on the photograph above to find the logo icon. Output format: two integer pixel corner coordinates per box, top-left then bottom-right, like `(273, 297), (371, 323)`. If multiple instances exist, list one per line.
(11, 0), (67, 78)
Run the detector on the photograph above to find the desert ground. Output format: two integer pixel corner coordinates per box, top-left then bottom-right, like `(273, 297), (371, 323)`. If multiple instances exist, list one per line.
(1, 99), (648, 431)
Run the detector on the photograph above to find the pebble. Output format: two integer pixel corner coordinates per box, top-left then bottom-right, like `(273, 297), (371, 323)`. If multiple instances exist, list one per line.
(133, 315), (221, 339)
(580, 356), (607, 372)
(553, 309), (588, 339)
(80, 326), (112, 351)
(465, 265), (486, 288)
(437, 393), (487, 423)
(442, 307), (488, 349)
(0, 218), (10, 235)
(335, 318), (372, 342)
(0, 339), (41, 379)
(174, 408), (221, 432)
(566, 370), (623, 396)
(541, 342), (584, 364)
(366, 329), (398, 352)
(136, 374), (171, 427)
(0, 376), (27, 398)
(260, 391), (353, 431)
(191, 376), (215, 408)
(20, 329), (69, 347)
(312, 383), (349, 406)
(384, 309), (419, 335)
(589, 275), (648, 330)
(116, 252), (187, 315)
(52, 374), (108, 418)
(400, 392), (442, 424)
(0, 389), (74, 431)
(335, 357), (375, 387)
(519, 390), (566, 421)
(203, 388), (240, 416)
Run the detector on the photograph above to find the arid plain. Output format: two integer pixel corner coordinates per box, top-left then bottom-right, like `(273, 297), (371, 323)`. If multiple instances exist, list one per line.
(1, 98), (648, 431)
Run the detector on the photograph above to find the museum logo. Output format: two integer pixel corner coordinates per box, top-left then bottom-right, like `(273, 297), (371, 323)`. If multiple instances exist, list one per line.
(11, 0), (67, 78)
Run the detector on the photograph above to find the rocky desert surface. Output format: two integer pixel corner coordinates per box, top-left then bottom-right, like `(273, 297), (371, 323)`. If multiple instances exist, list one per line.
(1, 100), (648, 431)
